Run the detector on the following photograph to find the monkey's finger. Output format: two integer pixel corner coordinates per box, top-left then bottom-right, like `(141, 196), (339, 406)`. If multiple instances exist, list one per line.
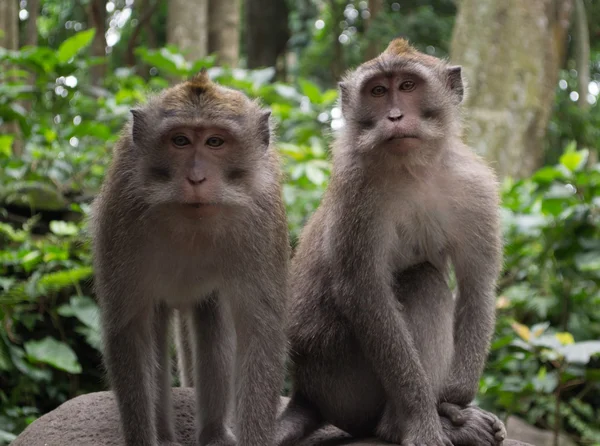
(438, 402), (466, 426)
(493, 421), (507, 442)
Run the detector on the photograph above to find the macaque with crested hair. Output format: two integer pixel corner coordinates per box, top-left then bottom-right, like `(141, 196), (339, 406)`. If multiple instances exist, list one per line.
(91, 71), (289, 446)
(275, 39), (506, 446)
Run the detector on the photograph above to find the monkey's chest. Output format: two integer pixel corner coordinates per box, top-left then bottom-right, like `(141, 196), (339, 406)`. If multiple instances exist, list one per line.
(392, 207), (449, 271)
(143, 254), (225, 306)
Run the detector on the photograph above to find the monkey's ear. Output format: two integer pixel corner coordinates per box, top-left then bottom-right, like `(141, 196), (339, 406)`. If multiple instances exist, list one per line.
(258, 110), (272, 147)
(130, 109), (147, 146)
(446, 66), (464, 102)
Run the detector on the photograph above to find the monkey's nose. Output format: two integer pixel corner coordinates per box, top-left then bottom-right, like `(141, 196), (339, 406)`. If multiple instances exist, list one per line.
(187, 176), (206, 186)
(388, 109), (404, 122)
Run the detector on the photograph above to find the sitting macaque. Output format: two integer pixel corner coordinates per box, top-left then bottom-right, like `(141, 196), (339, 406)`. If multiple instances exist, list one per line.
(91, 71), (289, 446)
(276, 39), (506, 446)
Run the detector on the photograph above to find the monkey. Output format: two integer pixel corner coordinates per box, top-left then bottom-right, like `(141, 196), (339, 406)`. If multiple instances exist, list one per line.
(275, 38), (506, 446)
(90, 71), (289, 446)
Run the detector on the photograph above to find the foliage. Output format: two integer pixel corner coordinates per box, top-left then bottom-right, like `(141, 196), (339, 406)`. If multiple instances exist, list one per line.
(296, 0), (456, 86)
(479, 146), (600, 444)
(1, 27), (600, 446)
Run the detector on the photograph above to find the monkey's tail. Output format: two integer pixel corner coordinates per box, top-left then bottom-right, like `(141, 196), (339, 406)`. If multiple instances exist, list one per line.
(275, 393), (323, 446)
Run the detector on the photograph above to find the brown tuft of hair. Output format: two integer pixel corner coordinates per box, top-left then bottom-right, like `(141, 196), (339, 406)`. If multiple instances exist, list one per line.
(383, 38), (418, 56)
(187, 69), (213, 96)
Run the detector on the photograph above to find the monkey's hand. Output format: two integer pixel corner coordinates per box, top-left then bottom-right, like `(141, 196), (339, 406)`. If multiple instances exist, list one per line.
(438, 402), (506, 446)
(439, 377), (478, 408)
(376, 404), (452, 446)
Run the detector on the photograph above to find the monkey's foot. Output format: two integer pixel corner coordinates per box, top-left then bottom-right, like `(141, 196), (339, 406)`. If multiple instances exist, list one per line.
(376, 407), (452, 446)
(439, 402), (506, 446)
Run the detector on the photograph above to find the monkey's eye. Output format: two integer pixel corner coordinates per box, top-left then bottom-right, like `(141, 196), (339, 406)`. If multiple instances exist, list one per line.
(206, 136), (225, 148)
(371, 86), (387, 97)
(399, 80), (416, 91)
(172, 135), (191, 147)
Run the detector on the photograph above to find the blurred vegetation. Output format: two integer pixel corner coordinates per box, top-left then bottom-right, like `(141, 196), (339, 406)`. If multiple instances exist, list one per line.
(1, 1), (600, 445)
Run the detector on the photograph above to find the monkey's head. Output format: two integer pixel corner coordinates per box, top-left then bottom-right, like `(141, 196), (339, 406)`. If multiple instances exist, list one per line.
(125, 71), (274, 220)
(338, 38), (464, 163)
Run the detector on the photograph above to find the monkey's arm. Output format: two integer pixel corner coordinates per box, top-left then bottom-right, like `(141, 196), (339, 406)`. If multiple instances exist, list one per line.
(443, 205), (502, 405)
(331, 211), (444, 441)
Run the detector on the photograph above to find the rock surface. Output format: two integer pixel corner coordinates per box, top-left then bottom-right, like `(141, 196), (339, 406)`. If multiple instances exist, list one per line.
(12, 388), (534, 446)
(505, 416), (575, 446)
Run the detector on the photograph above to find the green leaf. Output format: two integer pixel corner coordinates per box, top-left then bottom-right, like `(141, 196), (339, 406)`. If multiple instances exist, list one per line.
(559, 147), (588, 172)
(0, 134), (13, 158)
(305, 163), (327, 186)
(0, 429), (17, 443)
(58, 296), (100, 329)
(37, 267), (93, 293)
(299, 79), (322, 104)
(56, 29), (96, 64)
(20, 250), (42, 271)
(24, 337), (82, 374)
(136, 47), (189, 76)
(575, 252), (600, 272)
(559, 341), (600, 364)
(49, 220), (79, 236)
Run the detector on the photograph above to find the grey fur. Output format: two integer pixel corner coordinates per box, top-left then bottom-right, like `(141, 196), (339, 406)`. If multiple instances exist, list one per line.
(91, 76), (289, 446)
(276, 41), (504, 446)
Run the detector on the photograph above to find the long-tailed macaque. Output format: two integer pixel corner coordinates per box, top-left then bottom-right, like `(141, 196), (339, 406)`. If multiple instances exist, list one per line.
(91, 72), (289, 446)
(276, 39), (506, 446)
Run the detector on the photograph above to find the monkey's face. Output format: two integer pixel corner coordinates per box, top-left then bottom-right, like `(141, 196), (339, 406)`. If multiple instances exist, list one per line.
(359, 72), (429, 154)
(339, 54), (463, 164)
(128, 77), (272, 220)
(150, 124), (248, 219)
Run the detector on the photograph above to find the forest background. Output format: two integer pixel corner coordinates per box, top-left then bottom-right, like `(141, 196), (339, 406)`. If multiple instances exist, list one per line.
(0, 0), (599, 445)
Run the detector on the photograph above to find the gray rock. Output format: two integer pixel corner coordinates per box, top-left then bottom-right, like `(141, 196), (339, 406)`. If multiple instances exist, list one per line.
(12, 388), (534, 446)
(506, 416), (575, 446)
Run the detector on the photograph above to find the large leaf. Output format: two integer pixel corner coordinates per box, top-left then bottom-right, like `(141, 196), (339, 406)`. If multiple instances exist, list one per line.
(559, 146), (588, 172)
(299, 79), (323, 104)
(559, 341), (600, 364)
(575, 252), (600, 272)
(57, 29), (96, 63)
(58, 296), (100, 330)
(24, 337), (82, 374)
(37, 267), (93, 293)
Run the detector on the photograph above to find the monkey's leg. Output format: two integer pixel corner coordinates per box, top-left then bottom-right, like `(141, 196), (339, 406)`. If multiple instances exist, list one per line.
(103, 305), (158, 446)
(275, 393), (324, 446)
(174, 310), (194, 387)
(153, 304), (180, 445)
(438, 403), (506, 446)
(232, 284), (286, 446)
(190, 295), (236, 446)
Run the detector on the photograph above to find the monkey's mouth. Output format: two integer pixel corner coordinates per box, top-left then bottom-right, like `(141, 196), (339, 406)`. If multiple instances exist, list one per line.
(387, 134), (418, 141)
(179, 202), (223, 218)
(185, 202), (218, 208)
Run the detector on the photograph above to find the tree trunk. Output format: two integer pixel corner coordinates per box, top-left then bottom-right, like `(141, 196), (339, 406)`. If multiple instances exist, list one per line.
(208, 0), (240, 67)
(0, 0), (22, 157)
(573, 0), (590, 110)
(365, 0), (384, 59)
(0, 0), (19, 50)
(245, 0), (289, 71)
(87, 0), (107, 85)
(450, 0), (574, 178)
(329, 0), (345, 82)
(126, 0), (159, 66)
(24, 0), (39, 46)
(167, 0), (208, 62)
